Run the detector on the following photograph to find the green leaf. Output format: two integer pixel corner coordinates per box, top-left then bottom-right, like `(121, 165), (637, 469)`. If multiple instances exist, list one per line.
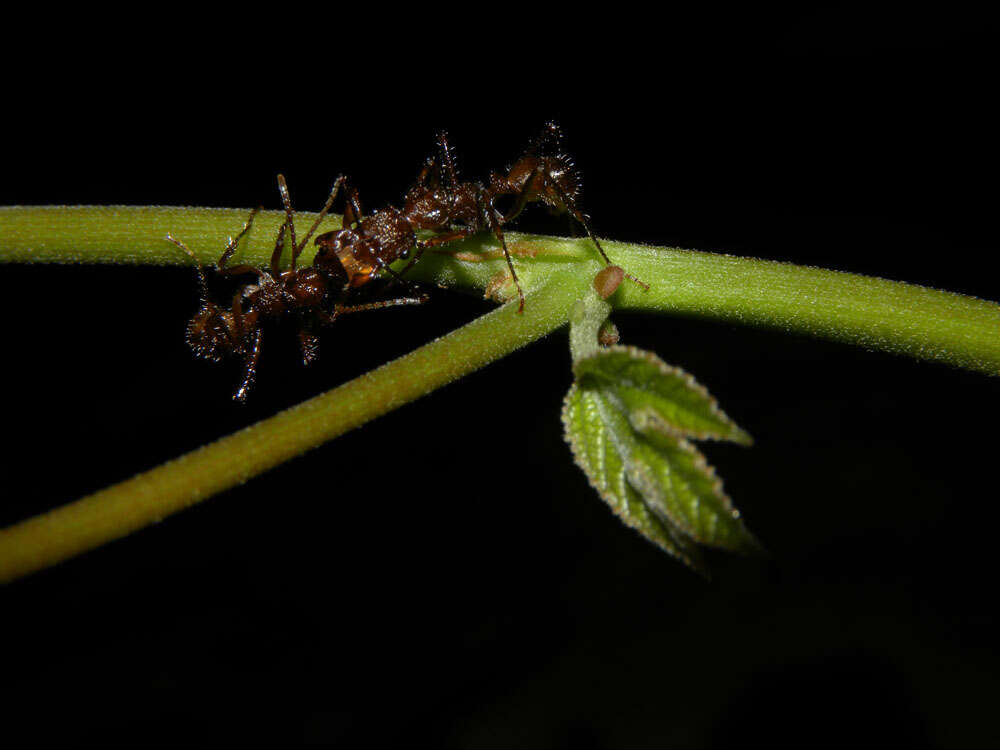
(563, 343), (758, 570)
(574, 346), (752, 444)
(563, 384), (706, 571)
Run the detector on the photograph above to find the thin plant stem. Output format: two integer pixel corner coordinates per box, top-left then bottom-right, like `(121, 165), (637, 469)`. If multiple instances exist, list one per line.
(0, 270), (587, 582)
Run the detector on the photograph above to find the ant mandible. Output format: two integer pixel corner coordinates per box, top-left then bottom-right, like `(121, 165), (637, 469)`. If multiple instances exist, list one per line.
(314, 123), (647, 313)
(167, 175), (426, 401)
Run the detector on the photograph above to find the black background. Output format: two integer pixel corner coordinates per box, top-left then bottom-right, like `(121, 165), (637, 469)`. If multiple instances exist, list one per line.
(3, 9), (1000, 747)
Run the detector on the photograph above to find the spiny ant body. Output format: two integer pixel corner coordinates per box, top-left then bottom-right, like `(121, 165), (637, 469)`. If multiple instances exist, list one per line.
(315, 122), (647, 312)
(313, 135), (513, 299)
(171, 124), (643, 399)
(168, 175), (425, 401)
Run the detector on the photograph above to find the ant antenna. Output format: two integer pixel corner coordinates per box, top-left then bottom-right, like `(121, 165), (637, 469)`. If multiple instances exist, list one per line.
(296, 175), (346, 263)
(278, 174), (349, 269)
(547, 177), (650, 291)
(166, 234), (212, 303)
(218, 207), (261, 270)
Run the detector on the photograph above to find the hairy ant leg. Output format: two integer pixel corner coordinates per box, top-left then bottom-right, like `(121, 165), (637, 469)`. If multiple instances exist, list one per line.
(268, 218), (290, 276)
(397, 227), (477, 277)
(298, 325), (321, 366)
(332, 294), (429, 318)
(215, 210), (283, 282)
(434, 130), (461, 191)
(234, 328), (263, 402)
(480, 193), (526, 312)
(228, 291), (263, 402)
(409, 131), (459, 197)
(277, 173), (346, 270)
(342, 185), (364, 229)
(546, 177), (648, 290)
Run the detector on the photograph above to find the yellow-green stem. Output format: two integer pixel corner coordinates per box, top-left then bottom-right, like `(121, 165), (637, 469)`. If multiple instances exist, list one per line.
(0, 270), (586, 582)
(2, 204), (1000, 582)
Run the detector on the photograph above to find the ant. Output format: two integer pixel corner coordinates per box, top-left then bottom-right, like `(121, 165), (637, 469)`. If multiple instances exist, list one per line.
(489, 122), (647, 290)
(314, 122), (647, 313)
(169, 125), (641, 399)
(167, 175), (426, 401)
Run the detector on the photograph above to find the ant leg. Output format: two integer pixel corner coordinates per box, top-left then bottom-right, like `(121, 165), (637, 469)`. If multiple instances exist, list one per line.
(218, 207), (261, 270)
(295, 175), (345, 264)
(276, 175), (299, 268)
(218, 264), (268, 279)
(435, 131), (460, 190)
(547, 177), (650, 291)
(482, 196), (526, 313)
(229, 292), (262, 401)
(419, 229), (476, 249)
(342, 187), (364, 229)
(333, 295), (428, 317)
(269, 219), (289, 276)
(277, 174), (346, 269)
(393, 228), (476, 278)
(234, 329), (262, 402)
(373, 256), (429, 302)
(298, 326), (320, 365)
(230, 292), (259, 349)
(413, 154), (439, 190)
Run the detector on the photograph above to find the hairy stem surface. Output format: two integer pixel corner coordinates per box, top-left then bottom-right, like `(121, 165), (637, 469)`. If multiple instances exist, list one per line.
(1, 204), (999, 581)
(4, 205), (998, 374)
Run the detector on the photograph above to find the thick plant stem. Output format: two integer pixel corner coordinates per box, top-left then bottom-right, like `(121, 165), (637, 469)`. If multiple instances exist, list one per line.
(0, 271), (588, 583)
(3, 206), (999, 374)
(2, 204), (1000, 582)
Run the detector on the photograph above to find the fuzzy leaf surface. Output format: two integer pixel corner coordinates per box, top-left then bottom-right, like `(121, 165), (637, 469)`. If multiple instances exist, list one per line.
(573, 346), (752, 444)
(564, 345), (757, 568)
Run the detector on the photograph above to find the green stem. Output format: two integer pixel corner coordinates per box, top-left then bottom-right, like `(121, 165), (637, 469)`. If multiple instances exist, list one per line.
(0, 269), (588, 582)
(1, 204), (999, 582)
(4, 206), (998, 374)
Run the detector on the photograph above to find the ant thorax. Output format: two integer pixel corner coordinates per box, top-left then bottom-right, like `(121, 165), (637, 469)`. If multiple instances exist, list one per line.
(315, 207), (416, 288)
(497, 154), (581, 214)
(402, 185), (451, 229)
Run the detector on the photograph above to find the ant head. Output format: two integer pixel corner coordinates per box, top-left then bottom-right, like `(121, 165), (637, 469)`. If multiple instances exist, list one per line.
(186, 304), (236, 363)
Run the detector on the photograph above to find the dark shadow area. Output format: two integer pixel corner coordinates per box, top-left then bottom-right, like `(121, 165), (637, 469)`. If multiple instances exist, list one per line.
(2, 10), (998, 747)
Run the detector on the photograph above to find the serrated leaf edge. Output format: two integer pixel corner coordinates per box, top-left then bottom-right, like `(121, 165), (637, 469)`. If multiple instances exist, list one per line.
(593, 388), (760, 553)
(573, 345), (753, 446)
(627, 407), (752, 548)
(561, 385), (707, 572)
